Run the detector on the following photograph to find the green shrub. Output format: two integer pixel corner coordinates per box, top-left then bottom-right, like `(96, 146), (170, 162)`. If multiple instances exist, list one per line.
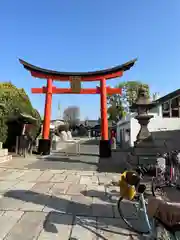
(0, 82), (41, 144)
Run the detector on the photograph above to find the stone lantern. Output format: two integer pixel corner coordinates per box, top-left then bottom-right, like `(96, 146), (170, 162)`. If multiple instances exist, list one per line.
(131, 86), (156, 146)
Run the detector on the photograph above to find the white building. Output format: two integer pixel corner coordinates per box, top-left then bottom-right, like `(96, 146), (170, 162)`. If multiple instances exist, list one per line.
(116, 89), (180, 148)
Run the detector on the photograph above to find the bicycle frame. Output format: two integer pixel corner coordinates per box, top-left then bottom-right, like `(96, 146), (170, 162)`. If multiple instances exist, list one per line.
(135, 193), (156, 238)
(155, 157), (179, 187)
(166, 162), (179, 186)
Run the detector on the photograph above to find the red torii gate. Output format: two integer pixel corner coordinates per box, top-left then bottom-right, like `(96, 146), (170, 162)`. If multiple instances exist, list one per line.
(19, 59), (136, 157)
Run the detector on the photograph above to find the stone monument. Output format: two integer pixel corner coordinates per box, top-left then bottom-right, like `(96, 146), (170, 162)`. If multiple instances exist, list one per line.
(131, 86), (158, 167)
(132, 86), (155, 146)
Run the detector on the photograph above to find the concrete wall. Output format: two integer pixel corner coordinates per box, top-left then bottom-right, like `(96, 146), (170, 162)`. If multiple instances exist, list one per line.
(117, 110), (160, 146)
(149, 105), (162, 117)
(117, 103), (180, 148)
(116, 122), (130, 145)
(130, 116), (180, 147)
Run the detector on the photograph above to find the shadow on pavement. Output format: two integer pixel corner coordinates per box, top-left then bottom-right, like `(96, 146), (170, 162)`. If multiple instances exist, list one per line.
(42, 156), (98, 166)
(97, 159), (127, 173)
(4, 190), (138, 239)
(81, 190), (118, 204)
(78, 153), (99, 157)
(81, 188), (152, 204)
(81, 139), (99, 145)
(51, 152), (99, 157)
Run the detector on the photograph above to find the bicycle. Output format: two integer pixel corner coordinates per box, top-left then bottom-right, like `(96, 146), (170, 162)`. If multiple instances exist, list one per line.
(117, 170), (180, 239)
(151, 150), (180, 197)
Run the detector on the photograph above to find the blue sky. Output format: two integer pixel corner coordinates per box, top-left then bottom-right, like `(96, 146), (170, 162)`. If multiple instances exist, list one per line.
(0, 1), (180, 120)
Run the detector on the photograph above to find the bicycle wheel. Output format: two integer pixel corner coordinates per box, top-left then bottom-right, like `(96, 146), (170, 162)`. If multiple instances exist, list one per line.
(117, 197), (149, 234)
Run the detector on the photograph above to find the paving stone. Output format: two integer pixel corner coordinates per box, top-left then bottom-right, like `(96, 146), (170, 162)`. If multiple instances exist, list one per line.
(4, 212), (46, 240)
(67, 195), (92, 216)
(92, 197), (114, 218)
(96, 217), (138, 239)
(31, 182), (54, 194)
(50, 173), (67, 182)
(0, 181), (18, 192)
(86, 185), (106, 198)
(0, 196), (25, 210)
(106, 173), (120, 183)
(70, 216), (97, 240)
(19, 193), (49, 211)
(106, 185), (120, 195)
(0, 169), (15, 180)
(49, 182), (71, 196)
(80, 176), (99, 185)
(1, 170), (25, 181)
(96, 172), (106, 177)
(17, 170), (43, 182)
(49, 170), (65, 174)
(66, 170), (78, 175)
(37, 212), (73, 240)
(0, 211), (24, 239)
(67, 184), (86, 195)
(93, 195), (112, 204)
(36, 171), (54, 182)
(12, 181), (36, 191)
(106, 185), (120, 204)
(98, 175), (113, 185)
(65, 174), (80, 184)
(79, 171), (95, 176)
(113, 204), (121, 219)
(43, 195), (71, 213)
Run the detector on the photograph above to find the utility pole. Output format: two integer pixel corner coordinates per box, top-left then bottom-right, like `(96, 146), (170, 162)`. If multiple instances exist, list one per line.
(57, 101), (61, 120)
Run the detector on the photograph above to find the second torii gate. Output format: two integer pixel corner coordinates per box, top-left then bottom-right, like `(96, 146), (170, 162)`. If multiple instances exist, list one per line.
(19, 58), (137, 157)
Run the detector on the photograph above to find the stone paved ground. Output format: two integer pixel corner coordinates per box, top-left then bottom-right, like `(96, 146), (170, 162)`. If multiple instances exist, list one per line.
(0, 166), (148, 239)
(0, 140), (153, 239)
(3, 140), (129, 173)
(6, 140), (100, 171)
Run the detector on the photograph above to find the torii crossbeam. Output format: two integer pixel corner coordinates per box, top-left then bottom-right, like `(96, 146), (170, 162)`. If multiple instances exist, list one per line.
(19, 58), (137, 157)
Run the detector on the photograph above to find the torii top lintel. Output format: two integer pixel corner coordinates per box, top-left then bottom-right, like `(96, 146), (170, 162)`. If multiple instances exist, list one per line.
(19, 58), (137, 81)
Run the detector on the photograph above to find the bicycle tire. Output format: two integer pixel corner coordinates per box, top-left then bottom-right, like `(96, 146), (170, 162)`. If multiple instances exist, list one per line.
(117, 197), (149, 234)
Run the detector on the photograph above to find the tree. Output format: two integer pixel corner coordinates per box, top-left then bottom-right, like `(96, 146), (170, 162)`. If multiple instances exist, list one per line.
(118, 81), (150, 112)
(0, 82), (41, 146)
(98, 117), (101, 124)
(107, 94), (125, 123)
(107, 81), (150, 123)
(63, 106), (80, 127)
(84, 116), (89, 126)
